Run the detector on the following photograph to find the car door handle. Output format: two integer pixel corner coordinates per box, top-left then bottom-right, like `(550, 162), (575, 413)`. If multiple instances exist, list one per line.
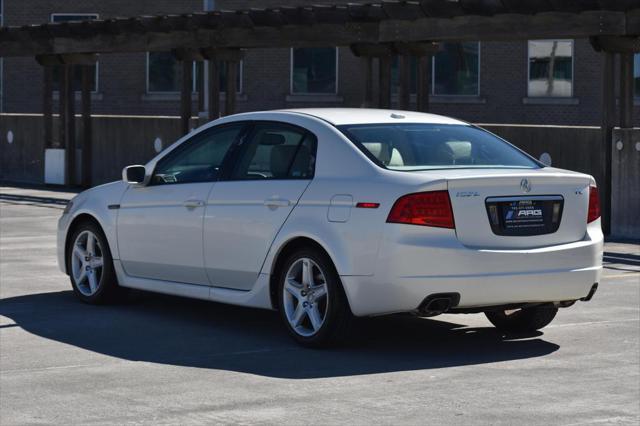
(264, 198), (291, 208)
(183, 199), (205, 209)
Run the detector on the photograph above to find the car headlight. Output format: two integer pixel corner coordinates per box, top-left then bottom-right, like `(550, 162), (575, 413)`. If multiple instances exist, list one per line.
(62, 201), (74, 215)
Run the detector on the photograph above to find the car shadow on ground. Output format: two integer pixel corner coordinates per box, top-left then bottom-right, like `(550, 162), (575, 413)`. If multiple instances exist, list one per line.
(0, 290), (558, 379)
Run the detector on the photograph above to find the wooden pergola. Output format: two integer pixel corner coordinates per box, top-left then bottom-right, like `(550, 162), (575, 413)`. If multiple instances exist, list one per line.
(0, 1), (638, 224)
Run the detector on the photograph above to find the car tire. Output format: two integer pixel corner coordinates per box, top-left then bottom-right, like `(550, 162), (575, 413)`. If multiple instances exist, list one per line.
(67, 221), (122, 304)
(485, 305), (558, 333)
(277, 247), (353, 348)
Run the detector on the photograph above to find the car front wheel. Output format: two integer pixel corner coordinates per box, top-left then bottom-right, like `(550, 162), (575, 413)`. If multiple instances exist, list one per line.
(277, 247), (352, 347)
(67, 221), (121, 304)
(485, 305), (558, 333)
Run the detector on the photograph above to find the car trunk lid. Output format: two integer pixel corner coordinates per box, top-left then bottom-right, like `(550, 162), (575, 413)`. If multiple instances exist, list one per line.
(440, 169), (591, 248)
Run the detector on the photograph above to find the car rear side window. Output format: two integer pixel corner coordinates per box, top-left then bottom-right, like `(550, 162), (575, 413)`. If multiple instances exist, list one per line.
(339, 123), (540, 171)
(231, 123), (317, 180)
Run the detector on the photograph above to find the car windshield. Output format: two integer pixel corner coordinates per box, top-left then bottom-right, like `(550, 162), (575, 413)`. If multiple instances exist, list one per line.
(338, 123), (541, 171)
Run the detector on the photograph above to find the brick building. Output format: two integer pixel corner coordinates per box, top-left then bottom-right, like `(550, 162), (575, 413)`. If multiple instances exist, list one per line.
(0, 0), (638, 126)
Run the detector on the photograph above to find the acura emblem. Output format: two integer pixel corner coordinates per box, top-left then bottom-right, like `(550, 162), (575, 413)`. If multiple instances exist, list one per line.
(520, 178), (532, 193)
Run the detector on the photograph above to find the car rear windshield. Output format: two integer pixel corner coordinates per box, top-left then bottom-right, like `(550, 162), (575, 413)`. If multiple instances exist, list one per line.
(338, 123), (541, 171)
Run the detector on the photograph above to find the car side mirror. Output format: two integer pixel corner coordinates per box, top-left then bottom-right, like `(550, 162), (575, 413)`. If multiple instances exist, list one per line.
(123, 165), (147, 185)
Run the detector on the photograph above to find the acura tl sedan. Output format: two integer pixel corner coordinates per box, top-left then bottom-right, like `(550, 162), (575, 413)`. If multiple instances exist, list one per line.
(58, 109), (603, 346)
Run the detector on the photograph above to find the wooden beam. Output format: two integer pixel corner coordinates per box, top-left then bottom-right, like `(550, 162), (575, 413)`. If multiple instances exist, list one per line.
(379, 55), (392, 109)
(173, 48), (204, 62)
(225, 61), (238, 116)
(398, 54), (411, 110)
(43, 67), (53, 149)
(381, 1), (426, 20)
(351, 42), (394, 58)
(1, 8), (638, 57)
(36, 53), (98, 66)
(208, 60), (220, 121)
(393, 41), (440, 56)
(591, 35), (640, 53)
(379, 11), (628, 42)
(362, 56), (374, 108)
(416, 54), (431, 112)
(65, 65), (76, 186)
(81, 65), (93, 188)
(619, 52), (634, 128)
(201, 48), (245, 62)
(181, 60), (193, 135)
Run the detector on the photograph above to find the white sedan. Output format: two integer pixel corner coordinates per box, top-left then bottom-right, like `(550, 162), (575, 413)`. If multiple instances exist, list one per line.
(57, 109), (603, 346)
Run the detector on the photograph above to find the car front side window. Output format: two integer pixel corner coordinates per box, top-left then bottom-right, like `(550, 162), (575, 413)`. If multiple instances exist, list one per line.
(151, 124), (244, 185)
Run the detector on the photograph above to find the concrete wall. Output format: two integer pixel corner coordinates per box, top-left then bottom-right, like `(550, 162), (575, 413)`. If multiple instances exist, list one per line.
(1, 113), (637, 238)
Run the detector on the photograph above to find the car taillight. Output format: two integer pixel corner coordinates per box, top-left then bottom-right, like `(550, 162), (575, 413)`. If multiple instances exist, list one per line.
(387, 190), (455, 229)
(587, 185), (601, 223)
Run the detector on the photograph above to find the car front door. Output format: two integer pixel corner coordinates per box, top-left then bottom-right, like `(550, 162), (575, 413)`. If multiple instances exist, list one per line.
(203, 122), (317, 290)
(117, 123), (245, 285)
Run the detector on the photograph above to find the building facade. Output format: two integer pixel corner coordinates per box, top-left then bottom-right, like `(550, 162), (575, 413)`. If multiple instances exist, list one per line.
(0, 0), (638, 126)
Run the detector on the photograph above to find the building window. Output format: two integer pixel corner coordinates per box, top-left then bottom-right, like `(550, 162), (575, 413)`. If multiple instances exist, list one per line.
(390, 42), (480, 96)
(528, 40), (573, 97)
(291, 48), (338, 94)
(634, 54), (639, 99)
(50, 14), (99, 92)
(146, 52), (242, 94)
(433, 42), (480, 96)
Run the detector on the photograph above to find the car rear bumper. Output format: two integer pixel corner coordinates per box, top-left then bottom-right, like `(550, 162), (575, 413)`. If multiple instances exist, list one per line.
(340, 221), (603, 317)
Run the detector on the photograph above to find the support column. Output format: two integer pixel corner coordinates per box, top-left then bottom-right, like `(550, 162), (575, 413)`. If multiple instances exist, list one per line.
(417, 54), (432, 113)
(196, 62), (205, 114)
(181, 60), (193, 135)
(66, 65), (76, 186)
(43, 66), (54, 148)
(225, 60), (238, 116)
(59, 65), (68, 155)
(208, 60), (220, 121)
(394, 42), (439, 112)
(601, 52), (616, 235)
(619, 52), (634, 129)
(379, 56), (392, 109)
(363, 57), (374, 108)
(81, 65), (93, 188)
(398, 55), (411, 110)
(202, 48), (244, 118)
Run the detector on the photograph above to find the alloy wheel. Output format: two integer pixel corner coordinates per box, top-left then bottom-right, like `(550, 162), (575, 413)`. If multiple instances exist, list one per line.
(282, 257), (329, 337)
(70, 230), (104, 296)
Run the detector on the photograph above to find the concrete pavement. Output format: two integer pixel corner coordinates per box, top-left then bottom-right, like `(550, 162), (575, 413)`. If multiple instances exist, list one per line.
(1, 185), (638, 425)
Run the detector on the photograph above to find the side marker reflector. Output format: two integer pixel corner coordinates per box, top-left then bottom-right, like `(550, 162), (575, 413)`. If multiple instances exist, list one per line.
(356, 202), (380, 209)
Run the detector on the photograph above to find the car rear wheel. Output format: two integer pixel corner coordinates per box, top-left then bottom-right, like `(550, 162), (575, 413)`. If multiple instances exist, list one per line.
(485, 305), (558, 333)
(277, 247), (352, 347)
(68, 221), (121, 304)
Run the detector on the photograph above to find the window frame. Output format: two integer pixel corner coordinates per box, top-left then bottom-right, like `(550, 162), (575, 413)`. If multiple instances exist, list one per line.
(145, 52), (244, 95)
(50, 13), (100, 93)
(290, 47), (339, 95)
(226, 120), (318, 182)
(149, 122), (250, 186)
(431, 41), (481, 97)
(527, 39), (575, 98)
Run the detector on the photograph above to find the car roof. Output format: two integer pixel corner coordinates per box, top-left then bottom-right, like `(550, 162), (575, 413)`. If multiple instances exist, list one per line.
(279, 108), (469, 126)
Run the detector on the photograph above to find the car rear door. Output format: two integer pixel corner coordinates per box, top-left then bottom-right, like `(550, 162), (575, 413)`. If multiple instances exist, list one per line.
(203, 122), (317, 290)
(117, 123), (245, 285)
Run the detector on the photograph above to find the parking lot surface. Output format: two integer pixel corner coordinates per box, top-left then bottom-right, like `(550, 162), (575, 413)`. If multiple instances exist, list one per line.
(1, 185), (639, 425)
